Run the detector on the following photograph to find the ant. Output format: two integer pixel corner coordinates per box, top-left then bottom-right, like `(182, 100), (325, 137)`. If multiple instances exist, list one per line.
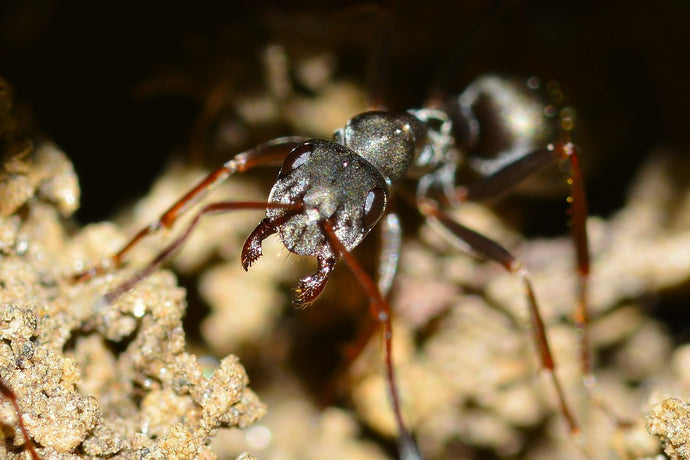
(70, 70), (592, 459)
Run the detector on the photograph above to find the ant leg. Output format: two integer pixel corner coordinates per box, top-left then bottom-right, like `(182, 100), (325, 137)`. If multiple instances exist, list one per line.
(453, 141), (592, 383)
(561, 143), (591, 378)
(72, 137), (307, 283)
(0, 379), (40, 460)
(342, 212), (402, 367)
(453, 146), (560, 203)
(99, 200), (302, 305)
(325, 213), (403, 403)
(448, 141), (627, 430)
(557, 144), (628, 427)
(377, 212), (403, 297)
(416, 198), (582, 438)
(322, 219), (423, 460)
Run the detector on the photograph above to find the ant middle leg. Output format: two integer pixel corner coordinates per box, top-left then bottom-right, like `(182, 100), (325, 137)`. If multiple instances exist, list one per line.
(322, 219), (422, 460)
(322, 212), (403, 406)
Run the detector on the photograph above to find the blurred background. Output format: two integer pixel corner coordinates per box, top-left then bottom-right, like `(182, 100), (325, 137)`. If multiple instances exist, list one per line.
(0, 1), (688, 458)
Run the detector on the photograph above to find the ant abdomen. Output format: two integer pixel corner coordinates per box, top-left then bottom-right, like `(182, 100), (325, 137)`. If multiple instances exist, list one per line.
(445, 75), (563, 178)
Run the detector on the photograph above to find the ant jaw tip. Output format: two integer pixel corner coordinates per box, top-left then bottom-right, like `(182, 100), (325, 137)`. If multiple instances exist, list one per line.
(292, 298), (309, 308)
(293, 288), (308, 306)
(241, 253), (261, 271)
(292, 296), (313, 309)
(293, 283), (319, 307)
(240, 244), (264, 272)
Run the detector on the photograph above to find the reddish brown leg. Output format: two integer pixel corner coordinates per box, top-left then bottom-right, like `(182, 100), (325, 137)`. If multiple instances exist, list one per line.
(417, 198), (591, 450)
(453, 141), (592, 383)
(338, 211), (403, 369)
(322, 220), (422, 460)
(455, 138), (634, 431)
(560, 141), (591, 378)
(0, 379), (40, 460)
(100, 201), (301, 305)
(559, 143), (630, 428)
(322, 212), (403, 406)
(72, 138), (306, 283)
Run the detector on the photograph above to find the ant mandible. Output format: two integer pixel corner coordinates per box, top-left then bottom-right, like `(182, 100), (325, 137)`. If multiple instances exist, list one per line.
(69, 72), (592, 459)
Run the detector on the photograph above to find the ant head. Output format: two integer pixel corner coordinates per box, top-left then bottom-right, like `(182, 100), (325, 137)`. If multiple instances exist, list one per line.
(266, 139), (388, 258)
(334, 111), (427, 184)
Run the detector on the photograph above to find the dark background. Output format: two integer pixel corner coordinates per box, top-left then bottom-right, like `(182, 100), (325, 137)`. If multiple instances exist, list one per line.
(0, 0), (686, 224)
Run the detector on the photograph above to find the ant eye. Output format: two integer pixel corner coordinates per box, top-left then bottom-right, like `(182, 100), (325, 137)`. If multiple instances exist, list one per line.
(362, 186), (387, 230)
(279, 144), (312, 178)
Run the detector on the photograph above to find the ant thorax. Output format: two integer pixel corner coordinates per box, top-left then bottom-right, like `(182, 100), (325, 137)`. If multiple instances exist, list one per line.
(333, 109), (458, 199)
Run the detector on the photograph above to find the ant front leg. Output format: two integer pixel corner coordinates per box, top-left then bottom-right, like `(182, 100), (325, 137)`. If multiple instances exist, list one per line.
(0, 379), (40, 460)
(321, 219), (423, 460)
(72, 137), (307, 283)
(341, 212), (403, 371)
(325, 212), (404, 407)
(349, 212), (403, 358)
